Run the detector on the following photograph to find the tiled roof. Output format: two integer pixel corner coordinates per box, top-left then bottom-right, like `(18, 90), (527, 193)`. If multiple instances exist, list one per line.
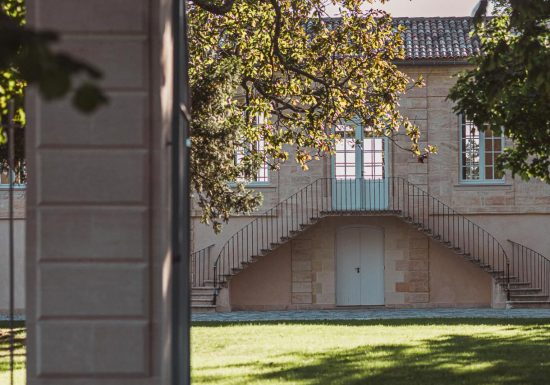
(394, 17), (480, 61)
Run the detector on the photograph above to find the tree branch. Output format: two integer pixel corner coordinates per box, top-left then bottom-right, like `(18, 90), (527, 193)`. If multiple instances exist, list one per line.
(191, 0), (236, 15)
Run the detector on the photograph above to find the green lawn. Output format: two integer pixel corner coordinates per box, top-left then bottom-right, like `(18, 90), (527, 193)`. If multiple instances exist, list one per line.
(2, 319), (550, 384)
(192, 319), (550, 385)
(0, 321), (26, 385)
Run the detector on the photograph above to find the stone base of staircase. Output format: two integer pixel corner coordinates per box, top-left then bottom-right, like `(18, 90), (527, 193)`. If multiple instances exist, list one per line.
(192, 286), (217, 313)
(506, 301), (550, 309)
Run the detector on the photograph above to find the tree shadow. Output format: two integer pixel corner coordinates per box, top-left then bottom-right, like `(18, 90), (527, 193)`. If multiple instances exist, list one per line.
(194, 322), (550, 385)
(0, 326), (26, 371)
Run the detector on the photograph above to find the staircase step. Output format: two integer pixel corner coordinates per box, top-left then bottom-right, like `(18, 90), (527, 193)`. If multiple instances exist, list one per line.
(509, 294), (549, 301)
(310, 217), (320, 222)
(191, 299), (214, 306)
(509, 282), (532, 288)
(507, 301), (550, 309)
(191, 304), (217, 313)
(300, 224), (311, 230)
(289, 230), (301, 236)
(496, 275), (518, 282)
(192, 286), (215, 291)
(487, 270), (505, 276)
(191, 295), (215, 301)
(270, 242), (281, 248)
(509, 288), (543, 295)
(261, 249), (271, 254)
(478, 263), (491, 269)
(280, 236), (291, 242)
(231, 268), (242, 274)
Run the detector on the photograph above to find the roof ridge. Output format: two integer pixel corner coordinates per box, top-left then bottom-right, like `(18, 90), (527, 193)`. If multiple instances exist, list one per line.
(393, 16), (474, 20)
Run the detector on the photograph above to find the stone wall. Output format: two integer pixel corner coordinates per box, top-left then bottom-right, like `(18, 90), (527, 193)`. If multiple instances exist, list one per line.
(196, 64), (550, 268)
(228, 216), (492, 310)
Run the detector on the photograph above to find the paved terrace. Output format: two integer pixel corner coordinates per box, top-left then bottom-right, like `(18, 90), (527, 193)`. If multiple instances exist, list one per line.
(192, 308), (550, 322)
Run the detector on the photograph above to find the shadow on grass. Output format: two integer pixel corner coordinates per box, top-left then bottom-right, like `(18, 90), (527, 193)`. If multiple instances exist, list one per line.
(194, 321), (550, 385)
(0, 324), (26, 372)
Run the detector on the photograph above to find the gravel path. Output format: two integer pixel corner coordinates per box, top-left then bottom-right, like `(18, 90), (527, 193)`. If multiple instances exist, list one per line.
(192, 308), (550, 322)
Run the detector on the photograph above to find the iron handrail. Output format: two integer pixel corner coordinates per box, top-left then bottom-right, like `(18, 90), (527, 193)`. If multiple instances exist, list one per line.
(508, 240), (550, 296)
(190, 244), (215, 287)
(206, 177), (510, 303)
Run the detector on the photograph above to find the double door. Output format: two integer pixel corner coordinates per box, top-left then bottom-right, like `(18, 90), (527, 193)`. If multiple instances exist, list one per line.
(336, 226), (385, 306)
(332, 122), (389, 211)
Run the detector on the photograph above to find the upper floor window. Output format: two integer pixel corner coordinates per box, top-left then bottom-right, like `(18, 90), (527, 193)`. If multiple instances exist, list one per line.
(235, 114), (269, 184)
(460, 115), (504, 183)
(235, 137), (269, 184)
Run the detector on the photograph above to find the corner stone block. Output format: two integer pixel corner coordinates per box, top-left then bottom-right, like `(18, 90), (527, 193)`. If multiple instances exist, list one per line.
(39, 93), (148, 147)
(405, 293), (429, 303)
(38, 0), (147, 33)
(57, 37), (148, 89)
(38, 263), (147, 317)
(38, 208), (148, 261)
(38, 150), (148, 204)
(292, 293), (312, 304)
(38, 321), (148, 376)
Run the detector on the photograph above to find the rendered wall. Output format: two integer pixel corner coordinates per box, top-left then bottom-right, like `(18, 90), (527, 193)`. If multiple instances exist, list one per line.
(228, 216), (492, 310)
(25, 0), (174, 384)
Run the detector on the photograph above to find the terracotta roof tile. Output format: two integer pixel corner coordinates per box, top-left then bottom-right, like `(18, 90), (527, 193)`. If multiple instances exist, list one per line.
(394, 17), (480, 61)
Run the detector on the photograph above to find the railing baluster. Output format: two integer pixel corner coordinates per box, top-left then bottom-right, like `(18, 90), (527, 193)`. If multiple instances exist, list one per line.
(208, 177), (515, 305)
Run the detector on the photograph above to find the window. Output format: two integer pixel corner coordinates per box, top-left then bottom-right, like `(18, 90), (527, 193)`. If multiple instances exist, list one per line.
(460, 115), (504, 183)
(235, 138), (269, 183)
(235, 114), (269, 184)
(334, 122), (385, 180)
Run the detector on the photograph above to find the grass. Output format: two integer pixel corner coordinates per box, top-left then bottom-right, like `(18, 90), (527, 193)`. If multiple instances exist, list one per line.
(2, 318), (550, 384)
(192, 319), (550, 385)
(0, 321), (26, 385)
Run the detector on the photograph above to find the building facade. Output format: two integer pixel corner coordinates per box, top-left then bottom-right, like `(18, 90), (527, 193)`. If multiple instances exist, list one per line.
(191, 17), (550, 312)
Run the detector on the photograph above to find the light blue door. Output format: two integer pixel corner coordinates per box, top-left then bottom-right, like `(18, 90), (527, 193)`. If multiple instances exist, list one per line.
(332, 122), (389, 211)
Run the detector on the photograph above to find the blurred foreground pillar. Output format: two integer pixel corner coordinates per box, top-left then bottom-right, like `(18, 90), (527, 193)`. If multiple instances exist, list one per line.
(25, 0), (176, 383)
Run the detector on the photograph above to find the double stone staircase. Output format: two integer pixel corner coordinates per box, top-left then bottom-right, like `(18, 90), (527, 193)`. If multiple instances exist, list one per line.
(191, 177), (550, 312)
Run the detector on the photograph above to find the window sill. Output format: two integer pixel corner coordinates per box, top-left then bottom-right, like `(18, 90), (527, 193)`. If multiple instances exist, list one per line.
(228, 182), (276, 189)
(454, 182), (512, 190)
(0, 185), (26, 191)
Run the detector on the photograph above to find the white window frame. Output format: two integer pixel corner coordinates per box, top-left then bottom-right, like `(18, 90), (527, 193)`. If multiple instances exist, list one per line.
(0, 162), (26, 189)
(459, 114), (505, 184)
(234, 114), (270, 186)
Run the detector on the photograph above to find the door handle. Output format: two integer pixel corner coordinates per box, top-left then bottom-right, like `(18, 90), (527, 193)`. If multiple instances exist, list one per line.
(355, 267), (360, 273)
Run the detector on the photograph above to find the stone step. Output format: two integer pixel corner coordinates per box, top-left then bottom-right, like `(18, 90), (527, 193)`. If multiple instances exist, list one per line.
(191, 305), (217, 313)
(506, 301), (550, 309)
(191, 299), (214, 306)
(509, 294), (549, 302)
(509, 282), (532, 288)
(508, 288), (542, 295)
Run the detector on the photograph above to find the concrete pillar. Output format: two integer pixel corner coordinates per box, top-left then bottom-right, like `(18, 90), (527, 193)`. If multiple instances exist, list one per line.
(25, 0), (174, 383)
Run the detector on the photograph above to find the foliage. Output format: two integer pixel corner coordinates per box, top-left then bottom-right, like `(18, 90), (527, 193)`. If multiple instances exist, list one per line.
(190, 0), (429, 230)
(449, 0), (550, 183)
(0, 0), (107, 182)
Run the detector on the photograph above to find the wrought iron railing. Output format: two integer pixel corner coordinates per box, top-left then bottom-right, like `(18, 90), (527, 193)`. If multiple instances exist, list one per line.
(191, 244), (215, 287)
(508, 240), (550, 297)
(209, 177), (511, 303)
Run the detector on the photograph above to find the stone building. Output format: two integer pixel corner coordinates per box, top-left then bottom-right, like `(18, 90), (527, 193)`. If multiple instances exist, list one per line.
(191, 17), (550, 312)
